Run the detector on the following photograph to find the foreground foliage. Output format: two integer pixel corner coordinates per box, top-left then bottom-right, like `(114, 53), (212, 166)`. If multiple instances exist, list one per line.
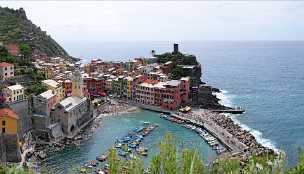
(1, 134), (304, 174)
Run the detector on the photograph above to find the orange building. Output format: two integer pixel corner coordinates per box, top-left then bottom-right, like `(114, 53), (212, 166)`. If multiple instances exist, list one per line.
(0, 108), (19, 134)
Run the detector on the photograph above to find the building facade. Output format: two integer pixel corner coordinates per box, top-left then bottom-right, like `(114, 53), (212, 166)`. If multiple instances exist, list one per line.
(0, 62), (14, 80)
(4, 84), (25, 103)
(42, 79), (64, 103)
(51, 96), (91, 138)
(0, 108), (21, 162)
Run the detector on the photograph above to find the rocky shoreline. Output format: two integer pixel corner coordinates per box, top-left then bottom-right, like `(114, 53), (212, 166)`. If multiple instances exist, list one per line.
(187, 109), (278, 167)
(190, 84), (232, 110)
(210, 113), (275, 156)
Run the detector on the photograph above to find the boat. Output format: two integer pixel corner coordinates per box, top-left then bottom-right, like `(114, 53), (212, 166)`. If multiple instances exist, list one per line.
(96, 153), (108, 162)
(136, 146), (148, 156)
(96, 169), (105, 174)
(88, 160), (98, 167)
(115, 143), (122, 148)
(80, 168), (87, 173)
(118, 150), (127, 157)
(143, 121), (150, 125)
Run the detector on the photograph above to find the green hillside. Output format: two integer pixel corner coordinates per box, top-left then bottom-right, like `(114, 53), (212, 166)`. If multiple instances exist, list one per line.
(0, 7), (69, 57)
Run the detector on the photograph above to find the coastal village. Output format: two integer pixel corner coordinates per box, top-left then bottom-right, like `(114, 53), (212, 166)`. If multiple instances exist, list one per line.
(0, 42), (275, 172)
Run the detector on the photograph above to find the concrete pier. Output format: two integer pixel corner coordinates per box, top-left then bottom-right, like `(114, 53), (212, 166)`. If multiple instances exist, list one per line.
(171, 112), (248, 156)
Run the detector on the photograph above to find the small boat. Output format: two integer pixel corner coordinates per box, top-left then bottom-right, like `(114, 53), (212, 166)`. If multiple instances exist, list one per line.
(96, 154), (108, 162)
(96, 169), (105, 174)
(118, 150), (127, 157)
(143, 121), (150, 125)
(115, 143), (122, 148)
(86, 160), (98, 167)
(128, 143), (137, 148)
(80, 168), (87, 173)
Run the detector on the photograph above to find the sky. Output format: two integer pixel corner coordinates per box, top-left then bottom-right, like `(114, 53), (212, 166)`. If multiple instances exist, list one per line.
(1, 1), (304, 43)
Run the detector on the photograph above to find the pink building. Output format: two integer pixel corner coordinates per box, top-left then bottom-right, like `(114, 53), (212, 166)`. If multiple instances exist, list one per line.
(135, 79), (187, 110)
(180, 77), (190, 103)
(161, 80), (182, 110)
(33, 90), (57, 117)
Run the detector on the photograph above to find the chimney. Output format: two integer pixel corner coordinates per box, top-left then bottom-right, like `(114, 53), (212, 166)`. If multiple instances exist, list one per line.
(173, 43), (179, 54)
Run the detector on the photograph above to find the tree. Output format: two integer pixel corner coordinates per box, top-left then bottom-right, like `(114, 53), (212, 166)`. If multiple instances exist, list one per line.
(0, 45), (8, 57)
(171, 66), (183, 80)
(26, 83), (47, 95)
(19, 43), (32, 61)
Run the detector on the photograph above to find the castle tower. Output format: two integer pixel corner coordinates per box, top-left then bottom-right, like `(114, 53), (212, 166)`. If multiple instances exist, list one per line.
(173, 43), (179, 54)
(72, 66), (84, 98)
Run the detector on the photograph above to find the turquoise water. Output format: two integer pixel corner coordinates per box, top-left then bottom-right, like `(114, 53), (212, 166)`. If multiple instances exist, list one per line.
(43, 110), (216, 173)
(59, 41), (304, 167)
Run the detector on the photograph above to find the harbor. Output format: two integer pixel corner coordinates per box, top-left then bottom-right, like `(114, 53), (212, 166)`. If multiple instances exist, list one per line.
(41, 110), (216, 173)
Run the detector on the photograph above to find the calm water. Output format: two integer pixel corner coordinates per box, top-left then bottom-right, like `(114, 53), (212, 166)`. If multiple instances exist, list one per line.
(48, 41), (304, 169)
(43, 111), (216, 173)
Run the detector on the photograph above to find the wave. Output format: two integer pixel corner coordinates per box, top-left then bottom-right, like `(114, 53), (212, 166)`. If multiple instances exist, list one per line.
(215, 90), (279, 152)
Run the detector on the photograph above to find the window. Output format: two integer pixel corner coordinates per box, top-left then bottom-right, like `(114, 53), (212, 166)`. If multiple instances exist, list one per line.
(4, 67), (7, 70)
(5, 73), (7, 76)
(2, 120), (5, 126)
(2, 128), (5, 133)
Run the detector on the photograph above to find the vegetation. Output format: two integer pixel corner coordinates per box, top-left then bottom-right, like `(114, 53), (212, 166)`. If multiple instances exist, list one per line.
(103, 133), (304, 174)
(0, 7), (69, 57)
(0, 134), (304, 174)
(155, 52), (202, 86)
(155, 52), (197, 65)
(0, 45), (17, 63)
(0, 165), (35, 174)
(25, 82), (47, 95)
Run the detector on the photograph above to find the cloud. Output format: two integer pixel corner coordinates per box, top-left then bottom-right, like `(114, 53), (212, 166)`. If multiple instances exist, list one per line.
(0, 1), (303, 42)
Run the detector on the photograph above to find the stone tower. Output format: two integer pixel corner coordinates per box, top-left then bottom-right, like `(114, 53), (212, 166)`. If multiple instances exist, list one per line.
(72, 65), (84, 98)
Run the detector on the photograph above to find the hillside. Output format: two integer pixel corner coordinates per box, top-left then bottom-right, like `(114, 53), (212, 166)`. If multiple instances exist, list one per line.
(0, 7), (70, 58)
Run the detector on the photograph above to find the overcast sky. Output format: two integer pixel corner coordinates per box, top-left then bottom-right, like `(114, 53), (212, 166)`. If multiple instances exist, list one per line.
(1, 1), (304, 43)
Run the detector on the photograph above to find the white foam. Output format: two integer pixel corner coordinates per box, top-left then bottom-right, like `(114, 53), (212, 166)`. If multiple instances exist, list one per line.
(215, 90), (278, 152)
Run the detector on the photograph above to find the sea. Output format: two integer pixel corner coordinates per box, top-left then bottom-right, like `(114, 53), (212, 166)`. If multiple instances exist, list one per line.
(43, 41), (304, 172)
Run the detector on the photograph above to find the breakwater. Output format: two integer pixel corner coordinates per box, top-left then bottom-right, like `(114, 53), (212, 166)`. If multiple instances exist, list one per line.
(172, 110), (275, 161)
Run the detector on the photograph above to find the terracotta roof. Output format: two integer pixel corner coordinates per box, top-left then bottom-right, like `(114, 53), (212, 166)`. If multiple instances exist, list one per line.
(0, 108), (19, 119)
(0, 62), (13, 67)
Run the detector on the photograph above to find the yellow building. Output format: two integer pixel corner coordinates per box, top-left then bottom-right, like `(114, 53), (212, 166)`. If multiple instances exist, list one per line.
(4, 84), (25, 103)
(72, 69), (84, 98)
(43, 67), (54, 79)
(127, 77), (133, 99)
(42, 79), (65, 103)
(0, 108), (19, 134)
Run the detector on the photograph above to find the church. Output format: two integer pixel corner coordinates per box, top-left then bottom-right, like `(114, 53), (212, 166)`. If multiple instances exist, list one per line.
(51, 66), (93, 139)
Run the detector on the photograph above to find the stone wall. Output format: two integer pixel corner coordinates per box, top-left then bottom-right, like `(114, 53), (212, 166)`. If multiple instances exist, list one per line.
(0, 134), (21, 162)
(8, 100), (32, 138)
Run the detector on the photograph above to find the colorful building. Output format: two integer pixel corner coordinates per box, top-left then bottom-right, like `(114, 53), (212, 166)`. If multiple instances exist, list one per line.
(180, 77), (190, 103)
(135, 79), (187, 110)
(0, 108), (19, 134)
(4, 84), (25, 103)
(0, 107), (21, 162)
(62, 79), (72, 97)
(0, 62), (14, 80)
(32, 90), (57, 130)
(72, 68), (85, 98)
(161, 61), (174, 74)
(42, 79), (64, 103)
(33, 90), (56, 117)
